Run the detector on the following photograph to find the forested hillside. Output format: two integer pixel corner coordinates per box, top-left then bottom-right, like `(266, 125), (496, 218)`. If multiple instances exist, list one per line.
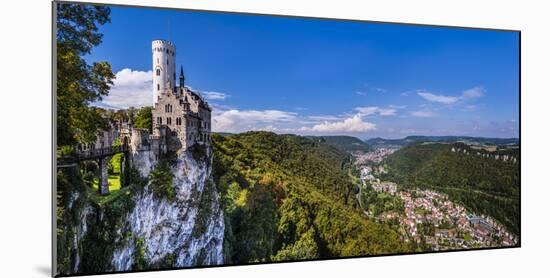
(212, 132), (409, 264)
(306, 136), (371, 153)
(366, 136), (519, 149)
(382, 142), (520, 235)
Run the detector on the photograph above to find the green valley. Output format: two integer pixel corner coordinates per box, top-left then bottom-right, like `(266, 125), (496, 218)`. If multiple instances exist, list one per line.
(211, 131), (409, 263)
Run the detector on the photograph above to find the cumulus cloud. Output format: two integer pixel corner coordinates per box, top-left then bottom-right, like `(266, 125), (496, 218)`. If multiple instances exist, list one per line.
(202, 91), (229, 100)
(417, 86), (485, 105)
(410, 110), (437, 118)
(212, 109), (297, 133)
(355, 106), (397, 116)
(308, 114), (376, 133)
(213, 108), (377, 134)
(99, 68), (153, 108)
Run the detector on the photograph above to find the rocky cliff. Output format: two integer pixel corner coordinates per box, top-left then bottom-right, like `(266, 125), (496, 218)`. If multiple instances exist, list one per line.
(56, 147), (224, 275)
(112, 150), (224, 270)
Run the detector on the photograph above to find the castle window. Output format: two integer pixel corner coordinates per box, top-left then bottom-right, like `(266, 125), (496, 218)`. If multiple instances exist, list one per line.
(167, 59), (169, 65)
(156, 69), (160, 76)
(167, 117), (172, 125)
(157, 84), (160, 91)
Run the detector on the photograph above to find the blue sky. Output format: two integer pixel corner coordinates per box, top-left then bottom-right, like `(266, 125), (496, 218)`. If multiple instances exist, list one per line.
(85, 4), (519, 139)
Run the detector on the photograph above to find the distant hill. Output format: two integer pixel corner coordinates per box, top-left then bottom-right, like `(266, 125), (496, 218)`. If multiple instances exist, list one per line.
(365, 137), (411, 149)
(382, 142), (519, 235)
(366, 136), (519, 149)
(213, 132), (234, 137)
(306, 135), (371, 153)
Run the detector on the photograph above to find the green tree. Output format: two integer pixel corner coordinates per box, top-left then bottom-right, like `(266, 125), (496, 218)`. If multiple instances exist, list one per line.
(148, 161), (175, 202)
(134, 106), (153, 132)
(56, 3), (115, 146)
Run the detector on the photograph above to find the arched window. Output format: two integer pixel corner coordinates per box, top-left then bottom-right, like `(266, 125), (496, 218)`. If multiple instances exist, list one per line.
(156, 69), (160, 76)
(157, 84), (160, 91)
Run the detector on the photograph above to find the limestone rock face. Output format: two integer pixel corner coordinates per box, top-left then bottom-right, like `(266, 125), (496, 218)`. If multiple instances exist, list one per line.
(111, 151), (225, 270)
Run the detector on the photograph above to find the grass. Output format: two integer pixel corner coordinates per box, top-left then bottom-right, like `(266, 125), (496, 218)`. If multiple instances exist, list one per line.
(91, 175), (121, 192)
(89, 186), (133, 207)
(91, 153), (124, 193)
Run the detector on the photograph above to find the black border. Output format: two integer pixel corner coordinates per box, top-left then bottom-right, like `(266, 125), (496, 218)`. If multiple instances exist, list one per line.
(52, 1), (521, 277)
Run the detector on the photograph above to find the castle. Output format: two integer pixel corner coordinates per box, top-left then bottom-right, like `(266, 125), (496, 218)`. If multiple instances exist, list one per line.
(149, 39), (212, 154)
(77, 40), (212, 157)
(69, 40), (212, 195)
(95, 40), (212, 157)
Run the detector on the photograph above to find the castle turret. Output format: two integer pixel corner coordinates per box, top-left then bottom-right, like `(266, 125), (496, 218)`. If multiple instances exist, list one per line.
(152, 40), (176, 105)
(150, 40), (211, 153)
(179, 66), (185, 88)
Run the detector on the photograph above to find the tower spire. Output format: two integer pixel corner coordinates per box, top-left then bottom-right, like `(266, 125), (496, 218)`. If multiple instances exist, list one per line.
(179, 65), (185, 88)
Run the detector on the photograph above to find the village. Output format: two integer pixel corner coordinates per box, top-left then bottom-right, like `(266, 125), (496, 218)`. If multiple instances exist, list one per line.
(354, 149), (518, 251)
(352, 147), (397, 164)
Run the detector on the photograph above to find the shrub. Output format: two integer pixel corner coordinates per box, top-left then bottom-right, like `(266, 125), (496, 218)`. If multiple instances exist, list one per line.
(148, 161), (175, 202)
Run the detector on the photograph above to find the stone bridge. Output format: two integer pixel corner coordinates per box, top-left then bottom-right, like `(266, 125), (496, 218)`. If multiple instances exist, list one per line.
(58, 126), (132, 195)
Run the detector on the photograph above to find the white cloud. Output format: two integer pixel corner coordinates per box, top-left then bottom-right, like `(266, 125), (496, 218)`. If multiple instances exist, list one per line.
(213, 109), (297, 133)
(308, 114), (376, 133)
(355, 106), (397, 116)
(355, 91), (367, 96)
(461, 86), (485, 99)
(410, 110), (437, 118)
(417, 91), (460, 104)
(99, 68), (153, 108)
(417, 86), (484, 105)
(388, 104), (407, 109)
(307, 115), (346, 121)
(202, 91), (229, 100)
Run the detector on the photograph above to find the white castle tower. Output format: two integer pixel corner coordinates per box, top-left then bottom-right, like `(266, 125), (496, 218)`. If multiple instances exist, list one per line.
(152, 40), (176, 105)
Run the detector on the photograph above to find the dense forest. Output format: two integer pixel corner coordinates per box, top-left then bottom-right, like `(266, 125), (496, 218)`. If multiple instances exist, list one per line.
(305, 136), (372, 153)
(382, 142), (520, 235)
(212, 131), (409, 263)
